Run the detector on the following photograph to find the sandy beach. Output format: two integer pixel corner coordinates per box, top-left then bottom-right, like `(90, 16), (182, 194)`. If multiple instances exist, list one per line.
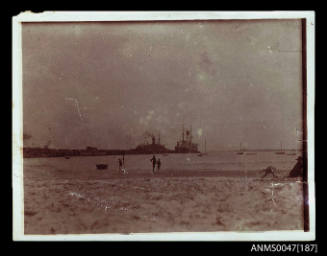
(23, 153), (304, 234)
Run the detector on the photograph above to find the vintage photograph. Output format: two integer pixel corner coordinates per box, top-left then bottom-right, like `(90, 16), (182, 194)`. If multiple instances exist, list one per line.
(13, 12), (315, 240)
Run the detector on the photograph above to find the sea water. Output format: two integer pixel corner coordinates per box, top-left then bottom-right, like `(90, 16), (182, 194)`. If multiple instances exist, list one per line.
(23, 151), (300, 178)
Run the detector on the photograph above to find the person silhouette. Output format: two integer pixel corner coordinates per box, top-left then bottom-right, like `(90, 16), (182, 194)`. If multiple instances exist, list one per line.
(157, 158), (161, 172)
(150, 155), (156, 174)
(118, 158), (123, 172)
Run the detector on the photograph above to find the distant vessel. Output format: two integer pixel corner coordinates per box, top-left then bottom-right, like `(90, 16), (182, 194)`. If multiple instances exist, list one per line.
(174, 124), (199, 153)
(236, 142), (244, 155)
(275, 142), (285, 155)
(236, 142), (256, 155)
(132, 132), (172, 154)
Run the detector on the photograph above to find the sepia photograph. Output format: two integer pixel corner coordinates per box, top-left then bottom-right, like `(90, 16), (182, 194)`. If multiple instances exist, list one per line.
(12, 11), (315, 241)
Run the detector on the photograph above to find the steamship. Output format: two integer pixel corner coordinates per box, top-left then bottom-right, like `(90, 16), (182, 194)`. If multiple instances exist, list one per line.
(174, 125), (199, 153)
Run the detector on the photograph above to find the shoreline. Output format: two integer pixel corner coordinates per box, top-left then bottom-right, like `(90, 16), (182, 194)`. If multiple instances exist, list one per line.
(22, 149), (300, 159)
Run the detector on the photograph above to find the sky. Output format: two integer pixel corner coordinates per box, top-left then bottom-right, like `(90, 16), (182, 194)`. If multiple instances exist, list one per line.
(22, 20), (304, 151)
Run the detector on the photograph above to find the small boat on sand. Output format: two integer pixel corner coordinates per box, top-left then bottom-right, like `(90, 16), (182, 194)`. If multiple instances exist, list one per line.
(236, 142), (244, 155)
(96, 164), (108, 170)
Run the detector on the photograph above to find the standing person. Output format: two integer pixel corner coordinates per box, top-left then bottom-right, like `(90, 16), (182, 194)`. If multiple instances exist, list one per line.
(157, 158), (161, 172)
(118, 158), (123, 173)
(121, 152), (128, 174)
(150, 155), (156, 174)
